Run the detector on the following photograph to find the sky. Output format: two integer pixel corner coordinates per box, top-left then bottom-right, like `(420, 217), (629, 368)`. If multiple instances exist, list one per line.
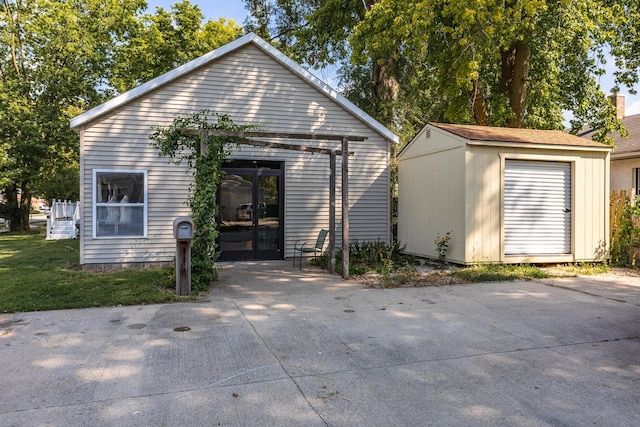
(147, 0), (248, 24)
(146, 0), (640, 118)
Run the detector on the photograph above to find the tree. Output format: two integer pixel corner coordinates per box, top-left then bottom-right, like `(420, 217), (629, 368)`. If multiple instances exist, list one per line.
(609, 0), (640, 92)
(110, 0), (242, 93)
(0, 1), (242, 231)
(0, 0), (146, 230)
(352, 0), (639, 143)
(244, 1), (640, 145)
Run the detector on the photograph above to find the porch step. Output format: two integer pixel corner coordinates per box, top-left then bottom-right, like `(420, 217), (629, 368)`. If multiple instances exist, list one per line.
(47, 220), (78, 240)
(48, 232), (77, 240)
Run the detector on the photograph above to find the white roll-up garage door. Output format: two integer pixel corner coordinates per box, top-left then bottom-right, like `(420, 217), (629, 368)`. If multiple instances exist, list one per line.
(504, 160), (571, 256)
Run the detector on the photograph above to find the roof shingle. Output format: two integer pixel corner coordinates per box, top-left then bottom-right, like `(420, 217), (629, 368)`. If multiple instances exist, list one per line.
(431, 122), (611, 149)
(609, 114), (640, 158)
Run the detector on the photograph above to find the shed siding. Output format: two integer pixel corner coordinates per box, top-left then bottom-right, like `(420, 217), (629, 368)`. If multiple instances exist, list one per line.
(573, 150), (609, 261)
(80, 44), (390, 266)
(465, 146), (502, 262)
(465, 145), (609, 263)
(398, 130), (466, 262)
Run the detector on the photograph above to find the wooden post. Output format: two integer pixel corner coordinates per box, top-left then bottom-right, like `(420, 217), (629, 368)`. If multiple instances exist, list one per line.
(341, 137), (349, 279)
(199, 130), (207, 156)
(329, 150), (336, 274)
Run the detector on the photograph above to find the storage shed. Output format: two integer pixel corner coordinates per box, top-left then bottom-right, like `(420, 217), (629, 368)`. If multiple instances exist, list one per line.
(70, 33), (398, 269)
(397, 123), (612, 264)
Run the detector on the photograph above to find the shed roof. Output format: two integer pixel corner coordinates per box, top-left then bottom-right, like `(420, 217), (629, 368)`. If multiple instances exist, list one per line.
(70, 33), (399, 144)
(431, 122), (611, 149)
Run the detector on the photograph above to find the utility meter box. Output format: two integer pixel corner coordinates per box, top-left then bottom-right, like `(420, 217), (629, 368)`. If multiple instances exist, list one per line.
(173, 217), (193, 240)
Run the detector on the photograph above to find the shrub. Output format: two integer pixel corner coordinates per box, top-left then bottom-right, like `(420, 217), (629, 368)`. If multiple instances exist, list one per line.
(610, 194), (640, 267)
(312, 240), (417, 276)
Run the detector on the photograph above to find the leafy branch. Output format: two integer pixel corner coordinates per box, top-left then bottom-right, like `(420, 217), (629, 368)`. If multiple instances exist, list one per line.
(149, 110), (258, 291)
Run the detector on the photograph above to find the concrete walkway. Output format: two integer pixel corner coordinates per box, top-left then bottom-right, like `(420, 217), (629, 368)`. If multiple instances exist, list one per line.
(1, 261), (639, 426)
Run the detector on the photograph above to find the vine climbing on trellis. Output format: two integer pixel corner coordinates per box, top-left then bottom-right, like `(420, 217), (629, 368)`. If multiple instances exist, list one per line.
(149, 110), (258, 291)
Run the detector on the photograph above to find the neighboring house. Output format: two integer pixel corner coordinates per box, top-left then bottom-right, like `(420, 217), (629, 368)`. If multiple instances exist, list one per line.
(601, 95), (640, 194)
(397, 123), (611, 264)
(70, 33), (398, 270)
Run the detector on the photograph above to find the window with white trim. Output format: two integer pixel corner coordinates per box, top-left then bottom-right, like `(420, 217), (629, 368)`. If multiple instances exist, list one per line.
(93, 170), (147, 238)
(634, 168), (640, 195)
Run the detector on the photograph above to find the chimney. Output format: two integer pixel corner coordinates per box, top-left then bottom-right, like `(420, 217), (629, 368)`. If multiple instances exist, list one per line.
(609, 90), (625, 120)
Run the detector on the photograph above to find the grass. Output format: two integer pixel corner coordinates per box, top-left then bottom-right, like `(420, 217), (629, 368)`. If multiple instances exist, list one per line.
(451, 263), (551, 282)
(0, 227), (184, 313)
(312, 240), (612, 287)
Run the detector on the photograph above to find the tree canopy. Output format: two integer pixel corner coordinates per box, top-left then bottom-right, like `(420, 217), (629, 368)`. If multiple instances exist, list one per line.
(0, 0), (145, 229)
(243, 0), (640, 143)
(0, 0), (241, 230)
(111, 1), (242, 93)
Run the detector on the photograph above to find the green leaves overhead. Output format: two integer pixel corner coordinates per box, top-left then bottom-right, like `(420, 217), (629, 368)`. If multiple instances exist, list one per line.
(351, 0), (635, 137)
(0, 0), (243, 230)
(111, 1), (242, 93)
(0, 0), (147, 229)
(245, 0), (639, 144)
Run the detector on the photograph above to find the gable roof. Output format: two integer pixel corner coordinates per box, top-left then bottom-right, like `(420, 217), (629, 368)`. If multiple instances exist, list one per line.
(609, 114), (640, 159)
(70, 33), (399, 144)
(430, 122), (611, 149)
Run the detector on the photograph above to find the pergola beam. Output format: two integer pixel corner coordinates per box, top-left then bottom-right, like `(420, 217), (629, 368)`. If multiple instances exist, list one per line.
(229, 138), (343, 155)
(204, 130), (366, 142)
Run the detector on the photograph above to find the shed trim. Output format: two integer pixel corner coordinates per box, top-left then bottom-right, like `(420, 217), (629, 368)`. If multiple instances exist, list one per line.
(396, 145), (461, 162)
(467, 140), (612, 152)
(502, 160), (572, 257)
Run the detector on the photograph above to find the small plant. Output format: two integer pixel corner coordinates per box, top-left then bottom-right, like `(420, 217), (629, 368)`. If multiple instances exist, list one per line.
(434, 231), (451, 261)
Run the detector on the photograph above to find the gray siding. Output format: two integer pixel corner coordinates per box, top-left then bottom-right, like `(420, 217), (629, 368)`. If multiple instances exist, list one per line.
(79, 44), (391, 266)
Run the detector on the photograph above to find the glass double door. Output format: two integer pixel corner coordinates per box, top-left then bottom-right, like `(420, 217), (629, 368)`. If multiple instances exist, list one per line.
(218, 161), (283, 261)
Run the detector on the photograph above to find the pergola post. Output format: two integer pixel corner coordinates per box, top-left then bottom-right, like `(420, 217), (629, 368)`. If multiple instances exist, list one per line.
(329, 150), (336, 274)
(341, 137), (349, 279)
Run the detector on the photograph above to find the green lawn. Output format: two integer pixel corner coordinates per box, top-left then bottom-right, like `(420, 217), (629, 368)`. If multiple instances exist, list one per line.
(0, 228), (183, 313)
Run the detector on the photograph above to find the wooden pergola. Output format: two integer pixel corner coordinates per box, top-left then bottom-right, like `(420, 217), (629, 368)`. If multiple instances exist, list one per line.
(196, 130), (368, 279)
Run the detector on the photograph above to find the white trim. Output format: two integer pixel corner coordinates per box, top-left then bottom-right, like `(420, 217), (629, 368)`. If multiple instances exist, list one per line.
(500, 160), (576, 259)
(70, 33), (399, 144)
(79, 128), (85, 265)
(467, 139), (612, 152)
(92, 169), (148, 239)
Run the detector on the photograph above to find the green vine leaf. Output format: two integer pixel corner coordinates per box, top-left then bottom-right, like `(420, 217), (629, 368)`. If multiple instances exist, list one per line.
(149, 110), (259, 291)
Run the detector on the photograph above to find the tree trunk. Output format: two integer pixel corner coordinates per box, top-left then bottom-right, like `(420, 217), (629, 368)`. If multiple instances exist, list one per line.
(372, 56), (400, 129)
(500, 40), (530, 128)
(470, 79), (490, 126)
(18, 182), (31, 231)
(5, 183), (31, 232)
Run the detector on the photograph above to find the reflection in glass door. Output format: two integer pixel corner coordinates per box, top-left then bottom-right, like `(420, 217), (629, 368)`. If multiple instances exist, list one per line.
(218, 161), (283, 261)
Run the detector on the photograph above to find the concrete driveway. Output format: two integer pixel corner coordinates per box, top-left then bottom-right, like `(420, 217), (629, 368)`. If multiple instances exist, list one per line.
(1, 261), (639, 426)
